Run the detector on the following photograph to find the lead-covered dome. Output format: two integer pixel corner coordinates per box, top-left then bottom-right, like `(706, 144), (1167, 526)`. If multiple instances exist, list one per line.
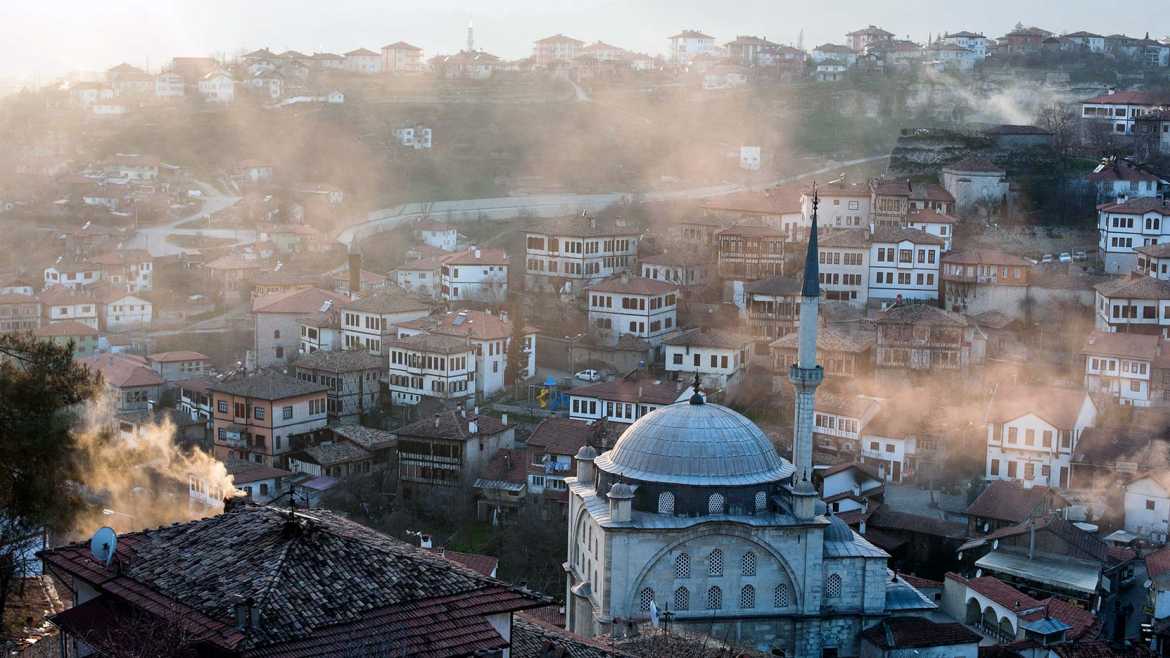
(593, 401), (794, 486)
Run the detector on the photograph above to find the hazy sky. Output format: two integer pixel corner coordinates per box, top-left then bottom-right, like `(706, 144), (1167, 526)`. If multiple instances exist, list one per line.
(7, 0), (1170, 81)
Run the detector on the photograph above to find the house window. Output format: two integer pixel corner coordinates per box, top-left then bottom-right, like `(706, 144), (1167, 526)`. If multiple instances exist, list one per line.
(673, 353), (683, 365)
(253, 407), (264, 420)
(990, 459), (1000, 476)
(1007, 427), (1018, 443)
(282, 406), (293, 420)
(218, 400), (228, 413)
(1148, 500), (1157, 511)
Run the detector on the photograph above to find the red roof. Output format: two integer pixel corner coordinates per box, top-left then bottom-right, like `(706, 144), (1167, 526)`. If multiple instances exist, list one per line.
(987, 385), (1091, 430)
(1147, 545), (1170, 579)
(148, 350), (210, 363)
(587, 275), (678, 296)
(908, 207), (958, 224)
(965, 480), (1069, 523)
(946, 573), (1044, 611)
(1082, 90), (1170, 105)
(80, 354), (163, 388)
(426, 548), (498, 577)
(35, 320), (98, 337)
(252, 287), (348, 314)
(702, 187), (802, 215)
(441, 247), (508, 267)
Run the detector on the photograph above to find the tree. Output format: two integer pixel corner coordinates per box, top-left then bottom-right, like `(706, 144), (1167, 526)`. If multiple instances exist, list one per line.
(505, 295), (529, 386)
(0, 333), (98, 639)
(1036, 103), (1078, 162)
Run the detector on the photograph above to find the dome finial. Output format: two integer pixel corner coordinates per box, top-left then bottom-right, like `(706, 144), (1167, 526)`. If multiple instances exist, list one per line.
(688, 372), (704, 405)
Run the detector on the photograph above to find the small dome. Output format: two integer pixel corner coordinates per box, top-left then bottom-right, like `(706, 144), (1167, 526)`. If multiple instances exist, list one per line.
(576, 445), (598, 461)
(607, 482), (636, 499)
(593, 402), (794, 486)
(824, 515), (854, 543)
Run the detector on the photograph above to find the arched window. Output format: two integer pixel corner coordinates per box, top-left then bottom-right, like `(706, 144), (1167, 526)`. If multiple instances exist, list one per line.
(774, 584), (790, 608)
(657, 492), (675, 514)
(708, 549), (724, 576)
(274, 329), (281, 339)
(706, 586), (722, 610)
(639, 587), (654, 612)
(675, 552), (690, 579)
(755, 491), (767, 512)
(707, 493), (725, 514)
(742, 552), (757, 577)
(740, 585), (756, 609)
(825, 573), (842, 600)
(674, 586), (690, 611)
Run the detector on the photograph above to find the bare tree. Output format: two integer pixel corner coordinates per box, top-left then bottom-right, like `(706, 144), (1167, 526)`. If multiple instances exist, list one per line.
(1036, 103), (1079, 162)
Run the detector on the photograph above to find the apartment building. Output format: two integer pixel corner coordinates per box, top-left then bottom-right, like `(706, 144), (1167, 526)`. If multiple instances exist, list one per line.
(524, 215), (640, 295)
(1097, 196), (1170, 274)
(440, 247), (509, 304)
(398, 309), (536, 399)
(1081, 330), (1170, 406)
(743, 276), (801, 340)
(715, 224), (786, 281)
(385, 333), (476, 407)
(208, 371), (329, 466)
(1080, 90), (1170, 139)
(339, 290), (431, 355)
(875, 303), (977, 375)
(294, 349), (385, 422)
(868, 227), (943, 304)
(941, 250), (1031, 318)
(585, 274), (679, 347)
(818, 229), (869, 304)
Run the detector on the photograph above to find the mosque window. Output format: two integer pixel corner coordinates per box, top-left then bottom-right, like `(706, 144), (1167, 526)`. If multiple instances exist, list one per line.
(742, 552), (757, 577)
(657, 492), (675, 514)
(774, 584), (790, 608)
(706, 586), (722, 610)
(675, 552), (690, 579)
(674, 586), (690, 611)
(755, 491), (767, 512)
(639, 587), (654, 612)
(739, 585), (756, 609)
(825, 573), (842, 600)
(708, 549), (724, 577)
(707, 493), (725, 514)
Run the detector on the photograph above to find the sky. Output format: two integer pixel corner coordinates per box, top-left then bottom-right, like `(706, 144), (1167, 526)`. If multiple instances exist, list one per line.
(6, 0), (1170, 82)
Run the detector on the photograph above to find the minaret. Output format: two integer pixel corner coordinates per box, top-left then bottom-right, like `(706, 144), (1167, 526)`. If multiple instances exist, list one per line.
(467, 20), (475, 52)
(787, 187), (824, 521)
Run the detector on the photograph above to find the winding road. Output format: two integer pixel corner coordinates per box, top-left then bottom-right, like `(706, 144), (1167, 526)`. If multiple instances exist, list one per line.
(127, 155), (889, 256)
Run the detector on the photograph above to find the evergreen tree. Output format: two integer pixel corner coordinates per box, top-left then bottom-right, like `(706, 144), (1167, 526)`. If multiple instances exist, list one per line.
(505, 296), (528, 386)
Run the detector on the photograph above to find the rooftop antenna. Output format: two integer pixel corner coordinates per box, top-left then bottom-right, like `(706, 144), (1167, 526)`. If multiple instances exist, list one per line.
(89, 526), (117, 567)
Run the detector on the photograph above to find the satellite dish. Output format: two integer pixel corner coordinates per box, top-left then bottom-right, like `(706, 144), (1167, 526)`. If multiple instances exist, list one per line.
(1145, 579), (1153, 589)
(90, 526), (117, 567)
(992, 539), (999, 550)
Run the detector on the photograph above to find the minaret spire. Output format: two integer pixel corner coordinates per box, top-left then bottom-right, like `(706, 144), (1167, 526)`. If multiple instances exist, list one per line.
(787, 183), (824, 521)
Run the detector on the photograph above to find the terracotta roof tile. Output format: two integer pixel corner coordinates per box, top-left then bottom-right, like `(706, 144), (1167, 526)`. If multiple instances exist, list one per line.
(965, 480), (1069, 523)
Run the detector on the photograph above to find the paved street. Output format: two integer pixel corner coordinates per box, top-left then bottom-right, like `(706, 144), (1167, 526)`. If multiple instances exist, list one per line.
(125, 181), (246, 257)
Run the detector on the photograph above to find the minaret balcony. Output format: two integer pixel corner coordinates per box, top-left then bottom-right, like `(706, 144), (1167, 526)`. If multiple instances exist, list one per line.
(788, 364), (824, 387)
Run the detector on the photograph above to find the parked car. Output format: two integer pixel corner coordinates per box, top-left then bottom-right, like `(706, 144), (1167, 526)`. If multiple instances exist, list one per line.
(1073, 250), (1087, 261)
(1040, 254), (1054, 264)
(575, 369), (601, 382)
(1059, 252), (1072, 263)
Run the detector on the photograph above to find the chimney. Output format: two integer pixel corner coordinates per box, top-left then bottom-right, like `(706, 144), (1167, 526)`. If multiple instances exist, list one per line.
(501, 413), (508, 426)
(859, 519), (867, 535)
(348, 241), (362, 296)
(1028, 522), (1036, 559)
(607, 482), (634, 523)
(469, 419), (478, 434)
(420, 533), (433, 549)
(474, 248), (482, 259)
(433, 413), (440, 428)
(576, 445), (597, 482)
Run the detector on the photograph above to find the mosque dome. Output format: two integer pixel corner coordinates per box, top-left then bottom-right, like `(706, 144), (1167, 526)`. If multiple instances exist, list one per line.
(824, 515), (855, 543)
(593, 400), (794, 486)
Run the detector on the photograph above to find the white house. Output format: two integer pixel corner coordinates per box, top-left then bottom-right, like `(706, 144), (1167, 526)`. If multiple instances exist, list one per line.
(524, 214), (641, 294)
(812, 393), (882, 457)
(155, 72), (186, 97)
(662, 328), (753, 390)
(1081, 330), (1167, 406)
(941, 31), (991, 58)
(985, 385), (1097, 490)
(1087, 157), (1167, 204)
(567, 378), (691, 425)
(398, 309), (536, 399)
(197, 71), (235, 103)
(668, 29), (716, 64)
(344, 48), (383, 74)
(385, 333), (475, 407)
(1064, 31), (1106, 53)
(1124, 474), (1170, 542)
(803, 178), (870, 229)
(905, 208), (958, 252)
(868, 227), (943, 304)
(818, 229), (870, 305)
(440, 247), (509, 304)
(254, 288), (349, 367)
(393, 256), (443, 299)
(99, 288), (152, 332)
(37, 286), (99, 329)
(395, 126), (433, 149)
(415, 222), (457, 251)
(297, 308), (342, 355)
(1080, 90), (1170, 139)
(810, 44), (858, 67)
(814, 462), (883, 515)
(1094, 274), (1170, 336)
(340, 290), (432, 355)
(381, 42), (424, 73)
(586, 274), (679, 347)
(638, 252), (713, 288)
(924, 42), (978, 71)
(90, 249), (153, 292)
(44, 261), (101, 289)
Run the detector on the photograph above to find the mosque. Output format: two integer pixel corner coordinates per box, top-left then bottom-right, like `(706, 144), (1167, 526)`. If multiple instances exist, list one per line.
(564, 196), (934, 656)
